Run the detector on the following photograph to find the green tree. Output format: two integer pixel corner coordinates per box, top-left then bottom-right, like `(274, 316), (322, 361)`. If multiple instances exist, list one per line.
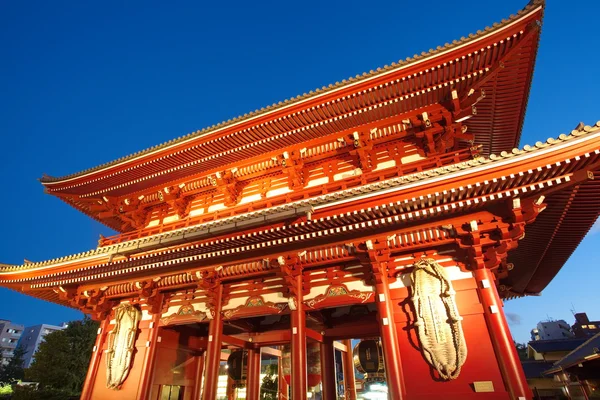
(25, 317), (98, 394)
(0, 345), (26, 385)
(515, 341), (528, 361)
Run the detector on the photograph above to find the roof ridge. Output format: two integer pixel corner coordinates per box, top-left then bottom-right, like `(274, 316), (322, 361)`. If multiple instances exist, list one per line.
(40, 0), (545, 184)
(530, 337), (586, 343)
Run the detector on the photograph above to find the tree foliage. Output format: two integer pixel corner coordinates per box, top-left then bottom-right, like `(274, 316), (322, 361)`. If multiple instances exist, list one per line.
(0, 345), (26, 385)
(25, 317), (98, 394)
(260, 363), (279, 400)
(515, 341), (528, 361)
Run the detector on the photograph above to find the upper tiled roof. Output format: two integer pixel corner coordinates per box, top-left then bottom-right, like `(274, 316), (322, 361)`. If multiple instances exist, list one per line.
(40, 0), (544, 187)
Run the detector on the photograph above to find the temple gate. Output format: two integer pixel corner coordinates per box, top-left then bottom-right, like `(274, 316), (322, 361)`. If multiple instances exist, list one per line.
(2, 1), (600, 399)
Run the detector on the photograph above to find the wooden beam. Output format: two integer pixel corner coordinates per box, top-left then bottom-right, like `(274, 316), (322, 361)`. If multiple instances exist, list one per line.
(241, 329), (290, 345)
(221, 334), (249, 349)
(333, 341), (348, 353)
(305, 328), (323, 343)
(260, 347), (282, 357)
(225, 319), (256, 333)
(324, 322), (379, 340)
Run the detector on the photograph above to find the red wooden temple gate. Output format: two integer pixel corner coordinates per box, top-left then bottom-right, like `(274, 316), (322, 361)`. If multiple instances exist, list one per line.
(2, 1), (600, 399)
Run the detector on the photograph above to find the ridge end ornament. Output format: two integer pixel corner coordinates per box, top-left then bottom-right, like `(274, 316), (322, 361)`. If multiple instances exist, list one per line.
(410, 258), (467, 380)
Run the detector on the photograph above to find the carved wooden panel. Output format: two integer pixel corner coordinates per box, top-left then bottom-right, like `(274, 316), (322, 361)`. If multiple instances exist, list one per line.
(304, 284), (374, 310)
(159, 304), (207, 326)
(223, 296), (287, 320)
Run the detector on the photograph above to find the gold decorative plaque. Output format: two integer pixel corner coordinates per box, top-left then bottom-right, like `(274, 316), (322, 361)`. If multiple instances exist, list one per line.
(105, 303), (141, 390)
(473, 381), (495, 392)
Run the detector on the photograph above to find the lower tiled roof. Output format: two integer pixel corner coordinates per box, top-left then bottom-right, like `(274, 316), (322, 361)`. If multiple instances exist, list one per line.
(521, 360), (555, 379)
(528, 338), (587, 354)
(545, 332), (600, 373)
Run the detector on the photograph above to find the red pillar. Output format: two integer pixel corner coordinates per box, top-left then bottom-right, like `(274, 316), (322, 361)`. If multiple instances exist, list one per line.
(81, 317), (109, 400)
(474, 268), (532, 400)
(342, 339), (357, 400)
(192, 352), (205, 400)
(319, 340), (337, 400)
(291, 273), (307, 400)
(138, 297), (165, 400)
(247, 348), (262, 400)
(374, 271), (405, 399)
(203, 284), (224, 400)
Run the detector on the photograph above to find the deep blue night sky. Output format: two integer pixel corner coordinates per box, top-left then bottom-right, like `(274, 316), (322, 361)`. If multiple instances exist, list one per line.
(0, 1), (598, 343)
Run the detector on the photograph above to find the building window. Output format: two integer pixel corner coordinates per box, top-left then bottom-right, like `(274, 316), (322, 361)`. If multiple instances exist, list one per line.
(589, 324), (597, 329)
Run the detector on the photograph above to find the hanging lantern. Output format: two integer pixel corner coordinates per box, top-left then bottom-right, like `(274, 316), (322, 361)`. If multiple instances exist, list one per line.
(227, 350), (247, 388)
(281, 343), (322, 388)
(353, 339), (385, 382)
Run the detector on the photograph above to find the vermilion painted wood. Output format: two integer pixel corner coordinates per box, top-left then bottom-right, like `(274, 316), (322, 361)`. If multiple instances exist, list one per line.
(86, 314), (151, 399)
(150, 327), (201, 400)
(474, 268), (532, 400)
(6, 5), (600, 400)
(246, 348), (261, 400)
(290, 273), (307, 400)
(341, 339), (357, 400)
(42, 6), (542, 200)
(138, 298), (163, 400)
(319, 340), (337, 400)
(80, 317), (109, 400)
(6, 135), (599, 301)
(191, 353), (205, 400)
(388, 271), (509, 399)
(202, 285), (224, 400)
(374, 270), (406, 399)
